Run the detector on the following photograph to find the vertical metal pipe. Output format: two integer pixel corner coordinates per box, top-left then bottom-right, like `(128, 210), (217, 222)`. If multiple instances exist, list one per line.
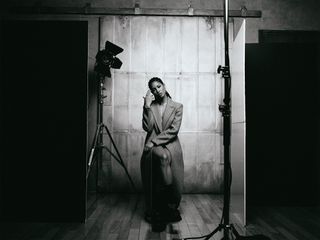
(224, 0), (229, 67)
(96, 75), (104, 190)
(223, 0), (231, 239)
(224, 0), (231, 105)
(95, 17), (103, 191)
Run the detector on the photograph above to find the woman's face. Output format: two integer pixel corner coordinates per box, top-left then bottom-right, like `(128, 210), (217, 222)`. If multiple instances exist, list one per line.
(150, 81), (166, 99)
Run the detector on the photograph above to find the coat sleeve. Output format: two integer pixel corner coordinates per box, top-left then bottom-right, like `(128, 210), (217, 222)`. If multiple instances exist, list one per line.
(142, 106), (155, 132)
(151, 104), (183, 146)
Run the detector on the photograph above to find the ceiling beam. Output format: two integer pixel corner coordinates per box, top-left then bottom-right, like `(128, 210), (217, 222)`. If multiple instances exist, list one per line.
(9, 6), (261, 18)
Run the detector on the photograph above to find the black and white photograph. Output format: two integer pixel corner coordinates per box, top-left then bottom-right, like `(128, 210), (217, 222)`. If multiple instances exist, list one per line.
(0, 1), (320, 239)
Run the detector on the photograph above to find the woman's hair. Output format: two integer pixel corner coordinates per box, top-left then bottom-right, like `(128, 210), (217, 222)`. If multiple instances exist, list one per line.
(148, 77), (171, 98)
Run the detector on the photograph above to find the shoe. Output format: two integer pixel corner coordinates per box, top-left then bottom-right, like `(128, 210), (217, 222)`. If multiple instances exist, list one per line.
(152, 222), (167, 232)
(145, 210), (167, 232)
(154, 206), (182, 223)
(164, 208), (182, 223)
(144, 213), (152, 224)
(144, 205), (182, 224)
(144, 210), (166, 223)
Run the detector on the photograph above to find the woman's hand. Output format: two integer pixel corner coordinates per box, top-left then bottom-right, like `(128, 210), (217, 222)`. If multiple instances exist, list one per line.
(143, 90), (155, 108)
(144, 141), (154, 152)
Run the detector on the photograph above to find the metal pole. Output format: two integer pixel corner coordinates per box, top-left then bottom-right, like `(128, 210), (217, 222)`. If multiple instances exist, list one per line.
(222, 0), (231, 239)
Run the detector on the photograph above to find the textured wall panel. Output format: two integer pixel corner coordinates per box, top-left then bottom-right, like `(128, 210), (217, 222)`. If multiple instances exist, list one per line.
(180, 133), (198, 167)
(103, 106), (113, 129)
(199, 17), (216, 72)
(129, 73), (148, 107)
(198, 74), (216, 131)
(111, 133), (130, 191)
(181, 18), (198, 73)
(99, 16), (233, 193)
(113, 72), (129, 106)
(164, 18), (181, 73)
(114, 16), (131, 72)
(129, 105), (143, 131)
(131, 17), (147, 72)
(180, 74), (198, 131)
(113, 106), (129, 131)
(180, 133), (198, 192)
(100, 16), (114, 51)
(146, 17), (164, 73)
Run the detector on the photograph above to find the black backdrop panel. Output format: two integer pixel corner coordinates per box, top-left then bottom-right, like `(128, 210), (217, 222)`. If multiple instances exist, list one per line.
(246, 43), (319, 206)
(0, 20), (88, 221)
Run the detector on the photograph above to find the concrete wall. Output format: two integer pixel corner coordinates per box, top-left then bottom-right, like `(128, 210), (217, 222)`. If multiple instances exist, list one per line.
(98, 16), (227, 193)
(2, 0), (320, 43)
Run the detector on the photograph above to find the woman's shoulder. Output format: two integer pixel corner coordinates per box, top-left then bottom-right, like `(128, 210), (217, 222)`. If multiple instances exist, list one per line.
(170, 99), (183, 108)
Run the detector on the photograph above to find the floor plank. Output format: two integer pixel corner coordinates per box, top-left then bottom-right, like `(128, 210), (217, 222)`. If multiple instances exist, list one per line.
(1, 194), (320, 240)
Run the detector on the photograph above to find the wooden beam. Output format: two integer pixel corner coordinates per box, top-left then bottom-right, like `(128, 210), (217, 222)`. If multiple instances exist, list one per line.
(9, 6), (262, 18)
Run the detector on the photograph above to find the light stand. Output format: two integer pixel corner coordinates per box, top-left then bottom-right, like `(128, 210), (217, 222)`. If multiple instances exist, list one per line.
(86, 42), (136, 193)
(182, 0), (270, 239)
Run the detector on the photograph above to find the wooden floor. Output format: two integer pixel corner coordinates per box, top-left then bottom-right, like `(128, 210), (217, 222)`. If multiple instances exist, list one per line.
(1, 194), (320, 240)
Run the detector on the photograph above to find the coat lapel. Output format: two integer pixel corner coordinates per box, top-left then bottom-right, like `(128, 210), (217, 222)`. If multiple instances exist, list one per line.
(162, 98), (175, 129)
(150, 103), (162, 132)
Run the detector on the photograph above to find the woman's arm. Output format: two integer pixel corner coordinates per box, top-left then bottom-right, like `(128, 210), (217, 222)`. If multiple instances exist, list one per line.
(151, 104), (183, 146)
(142, 90), (155, 132)
(142, 106), (155, 132)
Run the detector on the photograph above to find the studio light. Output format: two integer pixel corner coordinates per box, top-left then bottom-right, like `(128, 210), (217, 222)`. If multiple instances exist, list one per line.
(94, 41), (123, 77)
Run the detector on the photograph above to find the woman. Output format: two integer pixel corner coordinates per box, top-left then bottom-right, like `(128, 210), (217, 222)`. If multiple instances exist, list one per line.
(140, 77), (184, 227)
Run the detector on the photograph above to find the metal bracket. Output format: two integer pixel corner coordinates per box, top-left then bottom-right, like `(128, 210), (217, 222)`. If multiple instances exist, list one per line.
(240, 5), (248, 17)
(217, 65), (230, 78)
(84, 3), (91, 14)
(219, 104), (231, 117)
(187, 5), (194, 16)
(134, 1), (141, 15)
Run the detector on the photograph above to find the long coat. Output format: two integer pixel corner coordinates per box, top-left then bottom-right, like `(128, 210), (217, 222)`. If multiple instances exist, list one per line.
(140, 98), (184, 211)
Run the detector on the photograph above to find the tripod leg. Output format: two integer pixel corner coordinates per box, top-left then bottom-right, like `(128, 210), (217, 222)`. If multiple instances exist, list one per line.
(183, 224), (222, 240)
(86, 124), (103, 179)
(103, 124), (137, 192)
(230, 225), (241, 239)
(101, 146), (123, 165)
(204, 225), (223, 240)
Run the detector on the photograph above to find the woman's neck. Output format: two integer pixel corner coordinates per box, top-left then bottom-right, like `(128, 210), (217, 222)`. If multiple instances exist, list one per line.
(158, 94), (168, 105)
